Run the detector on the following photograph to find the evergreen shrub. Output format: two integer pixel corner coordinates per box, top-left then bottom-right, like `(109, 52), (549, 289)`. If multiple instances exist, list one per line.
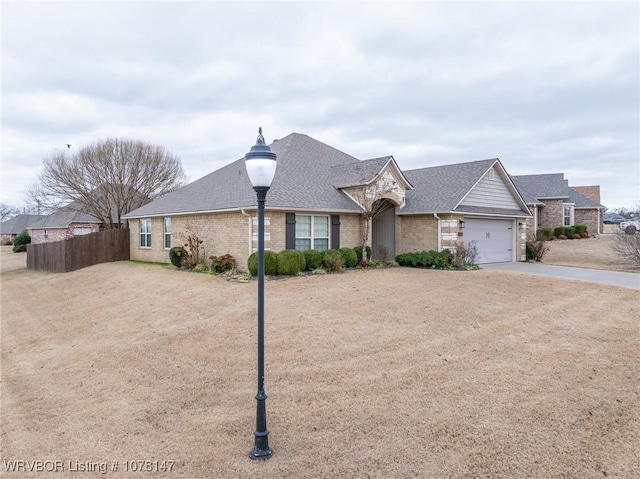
(304, 249), (322, 271)
(339, 247), (358, 268)
(247, 250), (277, 276)
(276, 250), (306, 275)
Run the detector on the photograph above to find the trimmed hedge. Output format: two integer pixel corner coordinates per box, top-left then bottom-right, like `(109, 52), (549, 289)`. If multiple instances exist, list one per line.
(553, 227), (566, 237)
(276, 249), (306, 275)
(574, 224), (587, 235)
(564, 227), (576, 238)
(339, 247), (358, 268)
(353, 245), (371, 263)
(537, 228), (552, 241)
(248, 250), (278, 276)
(322, 249), (344, 272)
(395, 249), (453, 269)
(304, 249), (323, 271)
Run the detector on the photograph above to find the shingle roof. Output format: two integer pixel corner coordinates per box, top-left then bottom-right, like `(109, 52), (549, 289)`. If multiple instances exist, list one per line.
(331, 157), (393, 188)
(0, 214), (47, 235)
(511, 174), (604, 209)
(30, 208), (101, 229)
(124, 133), (365, 218)
(401, 159), (500, 213)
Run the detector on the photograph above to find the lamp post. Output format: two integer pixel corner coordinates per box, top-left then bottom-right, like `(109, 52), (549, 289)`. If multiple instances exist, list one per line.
(245, 127), (277, 460)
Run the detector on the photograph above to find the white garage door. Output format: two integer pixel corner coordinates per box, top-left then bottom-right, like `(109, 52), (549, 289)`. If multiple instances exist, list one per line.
(464, 218), (514, 264)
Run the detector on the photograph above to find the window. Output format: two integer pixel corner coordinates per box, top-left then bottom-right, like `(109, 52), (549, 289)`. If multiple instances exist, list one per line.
(140, 219), (151, 248)
(163, 217), (171, 249)
(563, 205), (574, 226)
(73, 227), (92, 236)
(295, 215), (329, 251)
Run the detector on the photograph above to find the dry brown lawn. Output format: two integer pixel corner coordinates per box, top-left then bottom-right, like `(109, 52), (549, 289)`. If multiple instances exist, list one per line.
(1, 239), (638, 478)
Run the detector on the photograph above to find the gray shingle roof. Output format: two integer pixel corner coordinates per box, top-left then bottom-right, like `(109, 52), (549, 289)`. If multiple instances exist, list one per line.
(30, 208), (101, 229)
(0, 214), (47, 234)
(512, 174), (604, 209)
(124, 133), (365, 218)
(331, 157), (393, 188)
(401, 158), (501, 213)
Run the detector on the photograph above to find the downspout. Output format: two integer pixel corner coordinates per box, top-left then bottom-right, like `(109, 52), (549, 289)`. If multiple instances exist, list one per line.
(433, 213), (442, 251)
(241, 209), (253, 256)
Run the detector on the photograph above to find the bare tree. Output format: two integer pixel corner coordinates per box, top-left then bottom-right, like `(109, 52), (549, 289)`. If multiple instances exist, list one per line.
(30, 138), (186, 228)
(343, 173), (403, 262)
(0, 203), (19, 222)
(610, 231), (640, 266)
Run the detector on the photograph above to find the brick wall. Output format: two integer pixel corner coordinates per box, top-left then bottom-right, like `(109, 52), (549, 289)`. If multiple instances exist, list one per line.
(397, 215), (439, 253)
(574, 209), (600, 236)
(129, 210), (364, 272)
(538, 199), (564, 229)
(571, 185), (601, 203)
(29, 223), (100, 245)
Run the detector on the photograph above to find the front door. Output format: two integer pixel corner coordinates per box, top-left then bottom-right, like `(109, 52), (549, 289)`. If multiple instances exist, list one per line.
(372, 207), (396, 261)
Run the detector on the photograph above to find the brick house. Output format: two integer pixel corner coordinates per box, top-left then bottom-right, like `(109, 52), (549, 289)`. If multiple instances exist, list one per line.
(0, 214), (47, 244)
(511, 174), (604, 236)
(27, 208), (102, 244)
(123, 133), (533, 269)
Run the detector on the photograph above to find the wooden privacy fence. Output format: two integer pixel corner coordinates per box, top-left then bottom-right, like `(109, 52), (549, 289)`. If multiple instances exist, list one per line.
(27, 229), (130, 273)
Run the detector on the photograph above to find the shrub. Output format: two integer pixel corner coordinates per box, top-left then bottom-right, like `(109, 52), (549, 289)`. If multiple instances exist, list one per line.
(610, 231), (640, 266)
(434, 250), (454, 269)
(339, 247), (358, 268)
(169, 246), (188, 268)
(453, 241), (478, 269)
(574, 224), (587, 235)
(12, 230), (30, 253)
(553, 227), (566, 237)
(559, 234), (568, 240)
(276, 250), (306, 275)
(526, 240), (549, 262)
(537, 228), (552, 241)
(247, 250), (278, 276)
(353, 245), (371, 263)
(564, 227), (576, 238)
(322, 249), (344, 272)
(303, 249), (323, 271)
(193, 263), (209, 273)
(210, 253), (235, 273)
(395, 252), (419, 266)
(624, 224), (638, 235)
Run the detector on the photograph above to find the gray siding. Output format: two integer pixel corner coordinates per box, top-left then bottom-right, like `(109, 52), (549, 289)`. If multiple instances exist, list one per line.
(459, 167), (520, 210)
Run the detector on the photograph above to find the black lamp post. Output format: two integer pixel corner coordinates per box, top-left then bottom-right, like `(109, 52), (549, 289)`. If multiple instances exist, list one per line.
(245, 127), (277, 460)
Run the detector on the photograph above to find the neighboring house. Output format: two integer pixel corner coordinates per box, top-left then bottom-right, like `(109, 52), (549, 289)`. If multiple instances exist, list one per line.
(511, 174), (605, 235)
(123, 133), (532, 268)
(27, 208), (102, 244)
(0, 214), (47, 244)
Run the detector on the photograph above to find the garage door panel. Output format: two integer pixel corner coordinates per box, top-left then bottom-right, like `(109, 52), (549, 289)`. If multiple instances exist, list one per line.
(464, 218), (513, 264)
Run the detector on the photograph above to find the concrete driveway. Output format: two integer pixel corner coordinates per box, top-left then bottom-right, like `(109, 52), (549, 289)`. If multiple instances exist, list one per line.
(480, 262), (640, 290)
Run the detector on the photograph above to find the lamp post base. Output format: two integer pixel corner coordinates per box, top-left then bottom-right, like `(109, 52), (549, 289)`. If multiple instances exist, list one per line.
(249, 442), (273, 460)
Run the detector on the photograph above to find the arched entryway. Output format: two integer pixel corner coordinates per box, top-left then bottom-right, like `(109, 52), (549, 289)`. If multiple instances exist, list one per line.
(371, 198), (397, 261)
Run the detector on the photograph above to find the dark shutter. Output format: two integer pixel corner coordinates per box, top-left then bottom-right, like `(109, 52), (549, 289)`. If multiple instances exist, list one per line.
(331, 215), (340, 249)
(286, 213), (296, 249)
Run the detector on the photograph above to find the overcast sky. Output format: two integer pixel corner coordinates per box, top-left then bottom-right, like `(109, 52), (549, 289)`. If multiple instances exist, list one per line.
(2, 1), (638, 211)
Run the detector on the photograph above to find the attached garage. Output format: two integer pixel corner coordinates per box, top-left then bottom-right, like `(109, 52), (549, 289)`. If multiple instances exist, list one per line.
(463, 218), (514, 264)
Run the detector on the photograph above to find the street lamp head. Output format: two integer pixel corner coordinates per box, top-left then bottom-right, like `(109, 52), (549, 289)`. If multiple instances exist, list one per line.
(245, 127), (277, 188)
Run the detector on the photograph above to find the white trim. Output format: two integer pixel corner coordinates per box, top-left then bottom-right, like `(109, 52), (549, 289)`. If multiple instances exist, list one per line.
(124, 205), (361, 219)
(433, 213), (442, 251)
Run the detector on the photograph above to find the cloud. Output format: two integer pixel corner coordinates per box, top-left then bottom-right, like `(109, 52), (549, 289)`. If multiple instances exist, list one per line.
(1, 1), (638, 209)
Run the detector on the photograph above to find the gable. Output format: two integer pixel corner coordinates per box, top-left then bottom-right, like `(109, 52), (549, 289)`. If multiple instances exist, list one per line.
(458, 166), (521, 210)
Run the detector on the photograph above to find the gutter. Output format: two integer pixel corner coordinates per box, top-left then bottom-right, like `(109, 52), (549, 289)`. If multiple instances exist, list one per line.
(241, 209), (253, 256)
(433, 213), (442, 251)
